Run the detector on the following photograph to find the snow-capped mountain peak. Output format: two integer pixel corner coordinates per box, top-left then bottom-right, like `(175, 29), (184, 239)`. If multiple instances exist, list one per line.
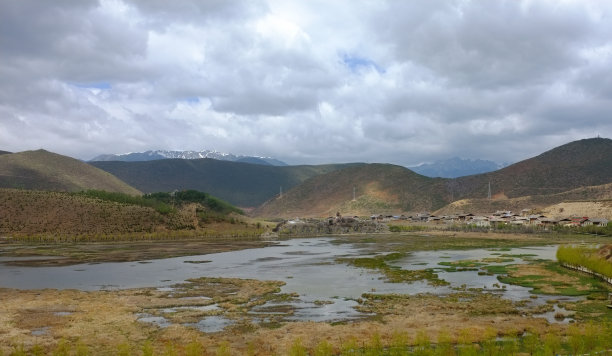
(89, 150), (287, 166)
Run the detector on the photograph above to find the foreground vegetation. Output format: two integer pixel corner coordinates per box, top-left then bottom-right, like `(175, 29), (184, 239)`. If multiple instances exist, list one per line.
(2, 231), (612, 354)
(4, 322), (612, 356)
(557, 244), (612, 279)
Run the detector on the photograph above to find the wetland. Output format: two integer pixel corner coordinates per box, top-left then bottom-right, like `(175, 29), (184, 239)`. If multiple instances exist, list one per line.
(1, 232), (612, 355)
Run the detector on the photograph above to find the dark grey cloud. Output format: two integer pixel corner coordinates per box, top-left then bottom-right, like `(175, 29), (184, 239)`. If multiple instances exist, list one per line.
(0, 0), (611, 165)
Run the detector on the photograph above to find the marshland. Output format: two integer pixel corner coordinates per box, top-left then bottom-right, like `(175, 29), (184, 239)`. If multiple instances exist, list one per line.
(2, 231), (612, 355)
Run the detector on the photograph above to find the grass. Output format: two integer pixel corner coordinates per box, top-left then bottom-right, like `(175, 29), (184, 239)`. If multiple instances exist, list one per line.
(7, 324), (612, 356)
(495, 261), (609, 297)
(0, 188), (252, 240)
(388, 225), (427, 232)
(4, 234), (612, 355)
(500, 253), (537, 258)
(557, 244), (612, 279)
(1, 237), (270, 266)
(439, 260), (486, 268)
(76, 189), (175, 214)
(342, 253), (449, 285)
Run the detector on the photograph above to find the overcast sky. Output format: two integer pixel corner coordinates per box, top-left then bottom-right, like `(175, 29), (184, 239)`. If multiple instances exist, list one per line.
(1, 0), (611, 165)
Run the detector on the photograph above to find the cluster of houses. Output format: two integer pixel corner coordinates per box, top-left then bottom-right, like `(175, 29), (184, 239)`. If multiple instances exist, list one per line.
(371, 210), (609, 228)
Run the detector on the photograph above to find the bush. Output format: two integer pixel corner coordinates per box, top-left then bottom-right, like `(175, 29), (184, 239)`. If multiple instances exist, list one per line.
(557, 245), (612, 279)
(388, 225), (427, 232)
(77, 190), (174, 214)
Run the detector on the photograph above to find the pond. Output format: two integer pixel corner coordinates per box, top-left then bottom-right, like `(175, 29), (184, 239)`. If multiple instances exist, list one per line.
(0, 238), (571, 328)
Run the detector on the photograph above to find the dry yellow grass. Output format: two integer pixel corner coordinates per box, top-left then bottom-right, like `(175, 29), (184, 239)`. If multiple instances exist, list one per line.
(0, 278), (558, 355)
(542, 201), (612, 219)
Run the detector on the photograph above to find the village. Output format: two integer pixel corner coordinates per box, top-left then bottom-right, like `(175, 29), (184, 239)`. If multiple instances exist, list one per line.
(368, 209), (610, 228)
(277, 209), (610, 236)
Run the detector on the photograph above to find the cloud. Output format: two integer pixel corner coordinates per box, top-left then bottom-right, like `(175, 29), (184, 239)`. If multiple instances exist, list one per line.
(0, 0), (611, 165)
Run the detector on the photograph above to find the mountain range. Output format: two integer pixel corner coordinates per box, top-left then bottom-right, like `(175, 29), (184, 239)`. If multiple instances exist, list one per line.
(90, 159), (360, 207)
(410, 157), (509, 178)
(90, 149), (287, 166)
(254, 138), (612, 217)
(1, 137), (611, 217)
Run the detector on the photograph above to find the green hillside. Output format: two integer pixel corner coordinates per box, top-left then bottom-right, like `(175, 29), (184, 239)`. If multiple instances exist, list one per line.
(253, 164), (449, 217)
(91, 159), (361, 207)
(0, 150), (140, 195)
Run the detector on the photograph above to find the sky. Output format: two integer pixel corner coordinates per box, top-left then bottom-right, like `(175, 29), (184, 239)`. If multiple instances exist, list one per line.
(1, 0), (611, 166)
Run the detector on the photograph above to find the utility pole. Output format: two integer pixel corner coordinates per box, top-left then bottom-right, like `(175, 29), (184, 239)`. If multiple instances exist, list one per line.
(353, 186), (356, 201)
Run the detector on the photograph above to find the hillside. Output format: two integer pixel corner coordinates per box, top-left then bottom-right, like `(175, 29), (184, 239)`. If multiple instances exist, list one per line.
(0, 189), (181, 235)
(542, 201), (612, 220)
(0, 150), (11, 155)
(0, 189), (249, 236)
(450, 138), (612, 199)
(410, 157), (506, 178)
(253, 164), (448, 218)
(0, 150), (140, 195)
(91, 159), (361, 207)
(255, 138), (612, 218)
(434, 182), (612, 216)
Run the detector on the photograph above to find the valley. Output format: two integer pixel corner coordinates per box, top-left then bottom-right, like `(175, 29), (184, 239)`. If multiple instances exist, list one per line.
(1, 138), (611, 355)
(5, 2), (612, 354)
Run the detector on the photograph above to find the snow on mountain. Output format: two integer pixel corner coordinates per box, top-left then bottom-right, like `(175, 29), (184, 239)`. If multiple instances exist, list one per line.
(89, 150), (287, 166)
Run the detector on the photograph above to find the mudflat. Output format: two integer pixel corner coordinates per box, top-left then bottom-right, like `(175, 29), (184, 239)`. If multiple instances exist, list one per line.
(0, 238), (271, 267)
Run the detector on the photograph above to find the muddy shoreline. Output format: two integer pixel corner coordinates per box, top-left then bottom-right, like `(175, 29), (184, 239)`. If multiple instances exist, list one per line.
(0, 238), (272, 267)
(0, 230), (604, 267)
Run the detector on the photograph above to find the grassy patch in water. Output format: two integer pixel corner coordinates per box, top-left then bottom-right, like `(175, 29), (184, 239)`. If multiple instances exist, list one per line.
(349, 252), (406, 269)
(494, 262), (610, 297)
(482, 257), (515, 263)
(439, 259), (492, 272)
(439, 260), (486, 268)
(342, 253), (449, 286)
(484, 265), (511, 274)
(500, 253), (538, 259)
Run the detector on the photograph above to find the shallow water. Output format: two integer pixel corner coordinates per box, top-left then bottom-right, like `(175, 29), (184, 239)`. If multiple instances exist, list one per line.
(187, 316), (234, 333)
(0, 238), (569, 328)
(391, 245), (560, 302)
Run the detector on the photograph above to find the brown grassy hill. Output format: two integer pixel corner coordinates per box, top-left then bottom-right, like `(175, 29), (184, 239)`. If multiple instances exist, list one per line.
(0, 189), (184, 235)
(542, 201), (612, 220)
(253, 164), (448, 218)
(0, 150), (140, 195)
(435, 182), (612, 216)
(254, 138), (612, 218)
(451, 137), (612, 199)
(0, 189), (258, 237)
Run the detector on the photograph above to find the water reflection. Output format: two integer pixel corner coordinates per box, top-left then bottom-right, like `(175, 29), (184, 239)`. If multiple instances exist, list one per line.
(0, 238), (570, 328)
